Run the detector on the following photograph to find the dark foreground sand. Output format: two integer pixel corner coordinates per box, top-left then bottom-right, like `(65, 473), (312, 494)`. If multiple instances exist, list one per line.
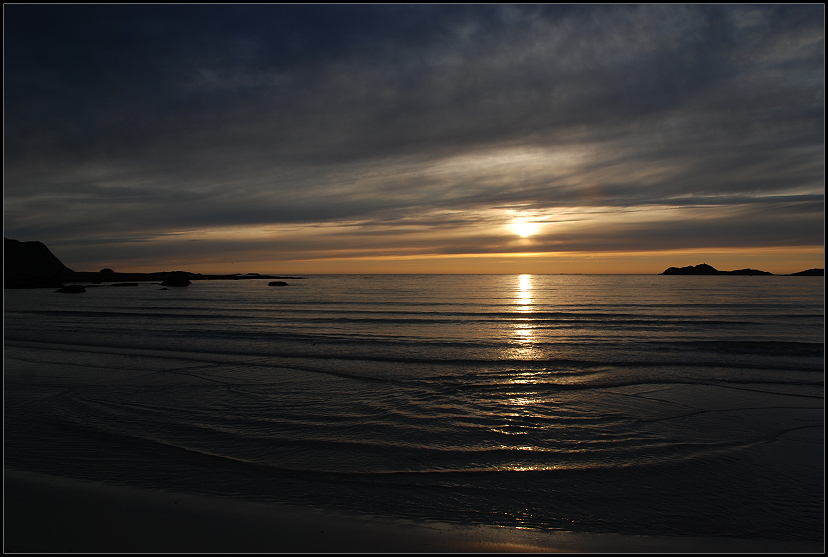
(4, 468), (822, 553)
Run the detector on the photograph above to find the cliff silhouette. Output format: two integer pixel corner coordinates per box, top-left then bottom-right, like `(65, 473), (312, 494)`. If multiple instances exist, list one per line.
(4, 237), (74, 288)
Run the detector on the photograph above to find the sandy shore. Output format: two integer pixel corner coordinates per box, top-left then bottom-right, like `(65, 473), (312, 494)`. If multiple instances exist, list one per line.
(4, 467), (822, 553)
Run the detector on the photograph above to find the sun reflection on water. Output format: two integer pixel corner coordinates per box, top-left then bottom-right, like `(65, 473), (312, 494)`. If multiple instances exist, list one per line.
(511, 274), (538, 357)
(490, 275), (552, 462)
(516, 274), (533, 312)
(514, 322), (534, 341)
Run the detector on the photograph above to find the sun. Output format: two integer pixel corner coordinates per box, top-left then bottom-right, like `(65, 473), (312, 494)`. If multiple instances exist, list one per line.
(509, 219), (542, 237)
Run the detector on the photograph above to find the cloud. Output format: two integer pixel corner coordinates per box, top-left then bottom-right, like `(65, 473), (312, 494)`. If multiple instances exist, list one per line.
(3, 5), (824, 272)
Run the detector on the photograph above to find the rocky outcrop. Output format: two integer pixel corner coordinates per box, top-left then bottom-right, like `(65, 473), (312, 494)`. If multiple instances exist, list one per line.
(789, 268), (824, 276)
(268, 281), (289, 286)
(4, 237), (74, 288)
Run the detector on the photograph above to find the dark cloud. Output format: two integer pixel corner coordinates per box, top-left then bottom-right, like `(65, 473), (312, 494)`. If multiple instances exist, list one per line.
(4, 5), (824, 271)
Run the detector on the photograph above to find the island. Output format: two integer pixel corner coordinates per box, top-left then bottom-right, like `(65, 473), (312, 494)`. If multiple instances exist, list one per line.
(4, 237), (304, 289)
(660, 263), (823, 276)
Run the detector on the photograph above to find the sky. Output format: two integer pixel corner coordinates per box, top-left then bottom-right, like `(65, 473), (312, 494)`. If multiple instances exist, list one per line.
(4, 4), (824, 274)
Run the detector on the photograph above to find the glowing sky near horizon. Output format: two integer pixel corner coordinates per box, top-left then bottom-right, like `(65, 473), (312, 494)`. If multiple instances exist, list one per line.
(4, 5), (824, 274)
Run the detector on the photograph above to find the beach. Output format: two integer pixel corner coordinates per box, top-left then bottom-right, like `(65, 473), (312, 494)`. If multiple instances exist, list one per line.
(6, 467), (823, 553)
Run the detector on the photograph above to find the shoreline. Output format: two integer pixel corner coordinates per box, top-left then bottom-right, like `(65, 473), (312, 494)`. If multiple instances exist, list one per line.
(5, 468), (823, 553)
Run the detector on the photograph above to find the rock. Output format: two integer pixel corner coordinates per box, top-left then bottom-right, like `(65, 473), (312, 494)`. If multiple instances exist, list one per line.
(159, 287), (169, 290)
(111, 282), (139, 287)
(268, 281), (289, 286)
(100, 268), (115, 274)
(55, 285), (86, 293)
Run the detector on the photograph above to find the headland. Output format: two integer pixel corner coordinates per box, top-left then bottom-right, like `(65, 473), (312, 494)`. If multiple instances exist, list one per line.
(4, 237), (302, 288)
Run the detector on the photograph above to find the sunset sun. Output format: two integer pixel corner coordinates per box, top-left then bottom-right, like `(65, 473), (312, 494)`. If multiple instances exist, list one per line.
(509, 219), (542, 237)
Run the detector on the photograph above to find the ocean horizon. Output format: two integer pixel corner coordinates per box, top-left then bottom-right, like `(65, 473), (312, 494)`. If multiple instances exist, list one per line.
(4, 274), (824, 544)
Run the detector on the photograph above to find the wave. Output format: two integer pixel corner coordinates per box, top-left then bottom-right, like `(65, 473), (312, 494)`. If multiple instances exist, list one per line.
(8, 307), (803, 326)
(5, 336), (823, 373)
(32, 405), (774, 480)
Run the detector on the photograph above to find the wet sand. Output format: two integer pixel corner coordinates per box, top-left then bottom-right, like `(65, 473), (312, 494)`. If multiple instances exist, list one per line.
(4, 468), (822, 553)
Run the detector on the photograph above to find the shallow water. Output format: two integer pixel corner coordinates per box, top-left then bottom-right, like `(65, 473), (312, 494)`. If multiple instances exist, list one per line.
(4, 274), (824, 541)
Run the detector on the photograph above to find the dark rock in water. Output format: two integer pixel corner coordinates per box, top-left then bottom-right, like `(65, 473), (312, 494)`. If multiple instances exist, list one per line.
(111, 282), (139, 287)
(55, 284), (85, 293)
(100, 268), (115, 274)
(159, 287), (169, 290)
(4, 237), (74, 288)
(268, 281), (289, 286)
(160, 272), (191, 287)
(789, 268), (824, 276)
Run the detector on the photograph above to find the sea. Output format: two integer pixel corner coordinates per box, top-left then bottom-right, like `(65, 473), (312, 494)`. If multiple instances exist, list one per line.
(4, 274), (824, 543)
